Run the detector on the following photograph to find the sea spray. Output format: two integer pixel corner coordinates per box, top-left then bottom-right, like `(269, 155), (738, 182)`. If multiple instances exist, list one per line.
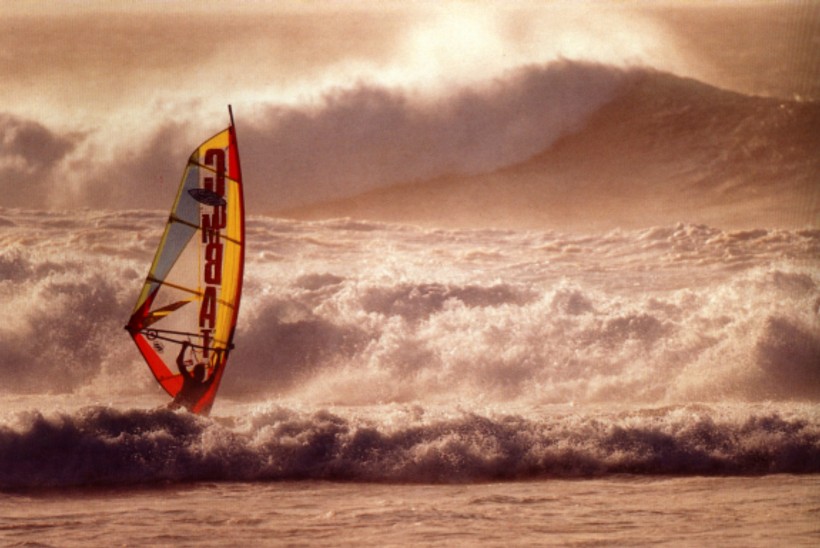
(1, 213), (818, 405)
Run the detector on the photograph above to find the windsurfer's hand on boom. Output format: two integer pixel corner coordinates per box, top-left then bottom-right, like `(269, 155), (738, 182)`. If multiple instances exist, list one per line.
(177, 341), (191, 376)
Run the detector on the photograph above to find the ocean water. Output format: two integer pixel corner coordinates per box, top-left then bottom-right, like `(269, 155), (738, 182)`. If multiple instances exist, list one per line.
(1, 207), (818, 544)
(2, 477), (818, 546)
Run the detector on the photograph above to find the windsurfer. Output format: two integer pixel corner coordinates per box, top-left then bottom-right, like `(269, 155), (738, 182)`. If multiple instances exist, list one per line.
(169, 341), (216, 411)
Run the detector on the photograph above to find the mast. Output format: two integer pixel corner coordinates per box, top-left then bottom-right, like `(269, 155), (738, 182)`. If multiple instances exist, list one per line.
(225, 104), (244, 358)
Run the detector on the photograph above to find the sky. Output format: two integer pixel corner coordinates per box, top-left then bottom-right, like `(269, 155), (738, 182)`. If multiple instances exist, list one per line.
(1, 0), (818, 214)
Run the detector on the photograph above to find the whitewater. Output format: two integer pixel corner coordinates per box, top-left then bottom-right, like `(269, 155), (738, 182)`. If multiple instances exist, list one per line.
(1, 207), (818, 545)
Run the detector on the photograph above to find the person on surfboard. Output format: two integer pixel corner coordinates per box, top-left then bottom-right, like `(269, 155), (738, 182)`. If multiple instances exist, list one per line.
(169, 341), (215, 411)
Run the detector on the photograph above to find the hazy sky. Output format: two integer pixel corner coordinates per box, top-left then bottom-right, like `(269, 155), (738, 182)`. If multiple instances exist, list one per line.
(1, 1), (817, 213)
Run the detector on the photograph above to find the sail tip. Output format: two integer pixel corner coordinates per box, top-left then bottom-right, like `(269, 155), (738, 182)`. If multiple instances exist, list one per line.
(228, 105), (235, 127)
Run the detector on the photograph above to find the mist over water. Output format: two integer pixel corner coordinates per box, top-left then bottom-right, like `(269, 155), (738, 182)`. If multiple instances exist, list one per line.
(2, 3), (817, 215)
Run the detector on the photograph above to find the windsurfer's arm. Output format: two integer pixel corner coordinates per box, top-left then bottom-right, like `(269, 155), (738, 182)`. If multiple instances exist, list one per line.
(176, 341), (191, 378)
(204, 366), (219, 387)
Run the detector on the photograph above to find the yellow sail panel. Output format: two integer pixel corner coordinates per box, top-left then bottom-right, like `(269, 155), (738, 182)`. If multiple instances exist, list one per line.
(126, 111), (244, 415)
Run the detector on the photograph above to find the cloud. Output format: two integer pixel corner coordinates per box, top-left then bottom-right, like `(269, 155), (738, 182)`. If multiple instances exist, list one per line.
(0, 114), (80, 208)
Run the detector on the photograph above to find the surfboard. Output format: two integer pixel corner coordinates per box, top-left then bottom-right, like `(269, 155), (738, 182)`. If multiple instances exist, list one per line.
(125, 106), (245, 415)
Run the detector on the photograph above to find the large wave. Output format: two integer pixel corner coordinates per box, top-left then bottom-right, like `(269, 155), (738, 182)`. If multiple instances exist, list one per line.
(283, 66), (820, 230)
(240, 61), (633, 209)
(0, 404), (817, 489)
(5, 59), (815, 221)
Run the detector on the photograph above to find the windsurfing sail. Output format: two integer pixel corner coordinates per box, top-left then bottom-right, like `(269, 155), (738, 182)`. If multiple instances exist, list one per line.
(125, 106), (245, 415)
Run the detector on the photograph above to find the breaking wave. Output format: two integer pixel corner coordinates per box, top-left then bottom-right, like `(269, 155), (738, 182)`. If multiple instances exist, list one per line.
(0, 404), (817, 489)
(283, 65), (819, 230)
(1, 210), (818, 489)
(6, 59), (815, 218)
(241, 60), (632, 209)
(1, 211), (818, 405)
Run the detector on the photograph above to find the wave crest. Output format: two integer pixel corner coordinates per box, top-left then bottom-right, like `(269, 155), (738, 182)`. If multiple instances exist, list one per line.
(1, 405), (816, 489)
